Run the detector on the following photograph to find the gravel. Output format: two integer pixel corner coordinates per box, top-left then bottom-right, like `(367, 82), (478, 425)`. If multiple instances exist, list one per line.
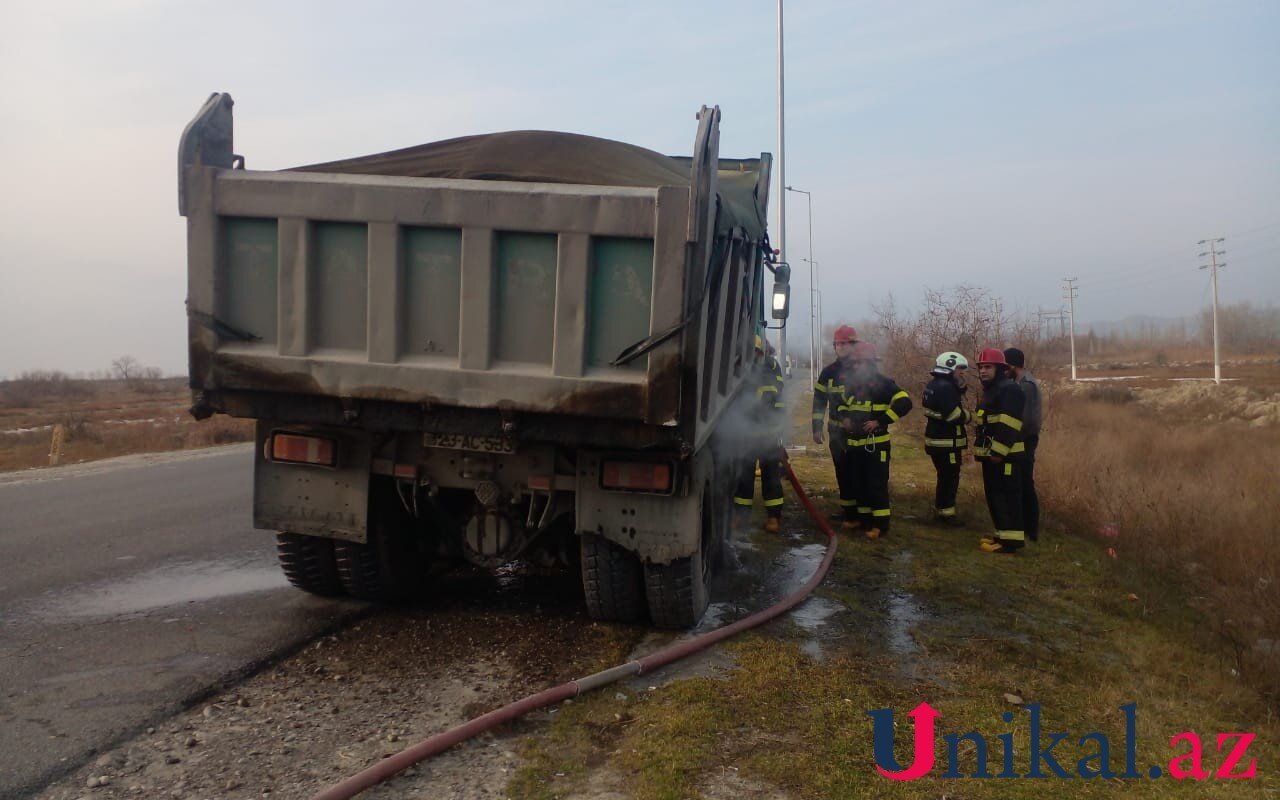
(33, 598), (638, 800)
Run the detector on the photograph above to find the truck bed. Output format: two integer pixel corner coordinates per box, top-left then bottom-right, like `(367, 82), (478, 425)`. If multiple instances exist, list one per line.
(180, 94), (771, 448)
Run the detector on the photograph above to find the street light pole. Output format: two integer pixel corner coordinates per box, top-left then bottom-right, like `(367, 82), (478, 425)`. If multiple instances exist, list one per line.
(775, 0), (787, 370)
(785, 185), (816, 390)
(803, 259), (821, 379)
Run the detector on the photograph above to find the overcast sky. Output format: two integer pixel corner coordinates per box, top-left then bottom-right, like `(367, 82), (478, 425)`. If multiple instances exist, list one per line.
(1, 0), (1276, 377)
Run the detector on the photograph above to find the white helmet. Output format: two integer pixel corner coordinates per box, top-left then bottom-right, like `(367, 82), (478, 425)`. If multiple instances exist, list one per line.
(932, 351), (969, 375)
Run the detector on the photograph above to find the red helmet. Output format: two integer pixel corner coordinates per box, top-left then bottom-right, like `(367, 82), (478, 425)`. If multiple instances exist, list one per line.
(977, 347), (1007, 366)
(832, 324), (858, 344)
(851, 341), (879, 361)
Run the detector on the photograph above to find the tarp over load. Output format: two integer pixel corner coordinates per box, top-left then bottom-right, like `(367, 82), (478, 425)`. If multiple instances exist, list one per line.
(293, 130), (768, 241)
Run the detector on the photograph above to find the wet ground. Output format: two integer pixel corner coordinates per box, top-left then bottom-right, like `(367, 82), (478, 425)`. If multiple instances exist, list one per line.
(0, 447), (362, 800)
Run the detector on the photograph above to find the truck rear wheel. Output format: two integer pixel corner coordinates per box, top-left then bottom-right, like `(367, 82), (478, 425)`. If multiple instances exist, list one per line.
(334, 490), (427, 603)
(643, 482), (716, 629)
(581, 533), (645, 623)
(275, 533), (345, 597)
(334, 527), (423, 603)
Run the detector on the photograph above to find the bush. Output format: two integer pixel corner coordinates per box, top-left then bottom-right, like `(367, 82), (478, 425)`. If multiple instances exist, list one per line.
(0, 371), (94, 407)
(54, 410), (96, 442)
(184, 416), (254, 448)
(1082, 384), (1134, 404)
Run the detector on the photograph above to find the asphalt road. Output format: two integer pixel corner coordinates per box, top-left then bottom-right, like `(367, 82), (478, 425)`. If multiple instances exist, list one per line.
(0, 445), (364, 799)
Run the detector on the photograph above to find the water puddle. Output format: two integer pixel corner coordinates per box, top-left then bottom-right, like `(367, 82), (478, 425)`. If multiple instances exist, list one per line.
(24, 559), (286, 621)
(693, 601), (734, 633)
(790, 595), (845, 661)
(886, 592), (923, 656)
(771, 543), (828, 595)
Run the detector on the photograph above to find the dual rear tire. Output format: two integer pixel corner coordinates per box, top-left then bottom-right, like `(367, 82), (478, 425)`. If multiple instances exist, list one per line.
(275, 484), (427, 602)
(276, 533), (344, 597)
(581, 479), (722, 629)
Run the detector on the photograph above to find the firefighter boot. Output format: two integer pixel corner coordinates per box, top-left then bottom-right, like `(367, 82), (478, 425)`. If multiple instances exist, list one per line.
(763, 516), (781, 534)
(980, 540), (1017, 554)
(865, 527), (882, 541)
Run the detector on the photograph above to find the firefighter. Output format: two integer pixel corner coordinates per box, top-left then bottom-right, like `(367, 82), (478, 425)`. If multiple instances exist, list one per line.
(1003, 347), (1042, 542)
(811, 324), (860, 528)
(844, 341), (912, 540)
(734, 335), (787, 532)
(973, 347), (1026, 553)
(922, 351), (972, 526)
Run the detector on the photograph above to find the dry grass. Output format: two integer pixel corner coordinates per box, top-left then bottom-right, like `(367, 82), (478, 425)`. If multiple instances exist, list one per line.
(1037, 390), (1280, 696)
(0, 378), (253, 473)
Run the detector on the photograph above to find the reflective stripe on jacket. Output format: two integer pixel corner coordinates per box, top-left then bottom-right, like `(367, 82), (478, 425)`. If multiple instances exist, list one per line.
(757, 355), (786, 412)
(974, 375), (1026, 460)
(922, 374), (971, 453)
(843, 372), (912, 450)
(812, 360), (853, 434)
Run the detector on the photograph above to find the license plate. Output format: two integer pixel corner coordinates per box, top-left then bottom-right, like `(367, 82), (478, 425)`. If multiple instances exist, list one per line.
(423, 433), (516, 454)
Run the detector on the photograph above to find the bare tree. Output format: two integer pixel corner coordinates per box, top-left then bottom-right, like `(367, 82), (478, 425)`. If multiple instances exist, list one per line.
(870, 286), (1040, 387)
(112, 356), (164, 393)
(111, 356), (141, 383)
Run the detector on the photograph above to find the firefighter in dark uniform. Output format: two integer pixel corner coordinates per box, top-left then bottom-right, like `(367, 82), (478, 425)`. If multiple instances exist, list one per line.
(734, 335), (787, 533)
(922, 351), (972, 526)
(844, 341), (912, 540)
(973, 347), (1027, 553)
(811, 324), (860, 528)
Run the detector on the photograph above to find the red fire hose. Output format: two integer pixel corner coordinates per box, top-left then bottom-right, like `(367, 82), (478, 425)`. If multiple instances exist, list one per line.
(310, 458), (837, 800)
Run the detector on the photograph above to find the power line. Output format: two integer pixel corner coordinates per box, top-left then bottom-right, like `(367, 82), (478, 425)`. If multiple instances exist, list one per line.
(1082, 262), (1182, 290)
(1228, 220), (1280, 238)
(1218, 241), (1280, 264)
(1071, 220), (1277, 284)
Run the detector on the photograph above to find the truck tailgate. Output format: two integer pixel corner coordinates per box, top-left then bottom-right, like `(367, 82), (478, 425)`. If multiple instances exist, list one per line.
(183, 167), (689, 425)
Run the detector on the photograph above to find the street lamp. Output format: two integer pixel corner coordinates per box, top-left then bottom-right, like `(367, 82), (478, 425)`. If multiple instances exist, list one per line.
(785, 185), (819, 389)
(800, 257), (823, 370)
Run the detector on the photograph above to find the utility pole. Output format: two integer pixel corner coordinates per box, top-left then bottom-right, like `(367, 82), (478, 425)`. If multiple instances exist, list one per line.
(1062, 278), (1079, 380)
(775, 0), (787, 369)
(1198, 237), (1226, 385)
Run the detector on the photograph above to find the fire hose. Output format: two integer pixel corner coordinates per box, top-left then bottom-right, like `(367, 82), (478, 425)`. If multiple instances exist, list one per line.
(310, 457), (837, 800)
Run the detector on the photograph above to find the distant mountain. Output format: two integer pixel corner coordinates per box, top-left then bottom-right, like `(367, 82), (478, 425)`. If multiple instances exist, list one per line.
(1079, 313), (1199, 338)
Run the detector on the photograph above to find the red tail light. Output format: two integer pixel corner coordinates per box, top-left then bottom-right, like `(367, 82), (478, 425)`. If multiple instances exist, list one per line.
(601, 460), (673, 493)
(268, 432), (337, 467)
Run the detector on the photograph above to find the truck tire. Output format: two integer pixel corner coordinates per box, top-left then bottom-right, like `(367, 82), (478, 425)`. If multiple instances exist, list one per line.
(643, 482), (716, 629)
(334, 493), (426, 603)
(275, 533), (345, 597)
(580, 533), (645, 623)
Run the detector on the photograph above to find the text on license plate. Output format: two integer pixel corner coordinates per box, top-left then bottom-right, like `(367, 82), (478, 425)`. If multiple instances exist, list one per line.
(423, 433), (515, 454)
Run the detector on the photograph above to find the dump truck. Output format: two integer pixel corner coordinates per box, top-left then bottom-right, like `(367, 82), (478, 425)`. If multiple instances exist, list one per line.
(178, 93), (784, 628)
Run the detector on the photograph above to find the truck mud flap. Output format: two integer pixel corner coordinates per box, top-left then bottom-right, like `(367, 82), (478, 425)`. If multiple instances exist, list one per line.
(574, 450), (713, 564)
(253, 421), (372, 543)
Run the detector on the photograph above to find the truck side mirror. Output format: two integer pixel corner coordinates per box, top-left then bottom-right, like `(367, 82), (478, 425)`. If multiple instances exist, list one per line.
(770, 262), (791, 320)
